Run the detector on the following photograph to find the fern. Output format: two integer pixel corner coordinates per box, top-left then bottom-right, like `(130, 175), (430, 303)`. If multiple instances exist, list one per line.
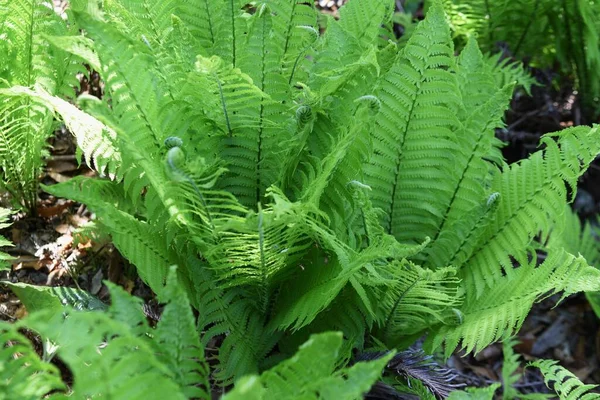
(365, 2), (461, 242)
(222, 332), (394, 400)
(528, 360), (600, 399)
(460, 127), (600, 297)
(0, 323), (66, 399)
(0, 0), (80, 212)
(13, 0), (600, 394)
(2, 267), (209, 399)
(439, 0), (600, 115)
(427, 249), (600, 357)
(0, 207), (13, 269)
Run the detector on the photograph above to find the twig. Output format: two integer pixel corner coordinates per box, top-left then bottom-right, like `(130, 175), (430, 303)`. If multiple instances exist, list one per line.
(47, 154), (77, 162)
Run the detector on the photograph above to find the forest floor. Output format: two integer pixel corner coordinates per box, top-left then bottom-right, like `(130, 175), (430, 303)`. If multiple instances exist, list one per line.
(2, 1), (600, 398)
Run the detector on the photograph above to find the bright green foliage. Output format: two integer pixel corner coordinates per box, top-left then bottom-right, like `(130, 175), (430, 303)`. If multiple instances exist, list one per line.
(0, 324), (65, 399)
(501, 338), (522, 400)
(438, 0), (600, 115)
(7, 0), (600, 394)
(500, 339), (553, 400)
(4, 281), (107, 312)
(447, 384), (500, 400)
(529, 360), (599, 399)
(223, 332), (393, 400)
(546, 205), (600, 318)
(0, 0), (81, 212)
(0, 208), (13, 269)
(1, 268), (209, 399)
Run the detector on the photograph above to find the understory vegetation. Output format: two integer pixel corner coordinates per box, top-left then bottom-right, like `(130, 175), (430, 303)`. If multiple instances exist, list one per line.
(2, 0), (600, 398)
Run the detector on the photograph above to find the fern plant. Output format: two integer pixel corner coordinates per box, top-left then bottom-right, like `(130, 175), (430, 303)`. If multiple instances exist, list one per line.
(2, 267), (389, 399)
(0, 0), (82, 212)
(438, 0), (600, 117)
(7, 0), (600, 396)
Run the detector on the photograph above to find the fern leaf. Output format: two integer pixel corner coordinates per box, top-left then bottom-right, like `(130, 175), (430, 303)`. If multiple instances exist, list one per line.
(154, 267), (210, 399)
(501, 338), (522, 399)
(365, 1), (461, 242)
(427, 249), (600, 357)
(181, 55), (272, 207)
(446, 384), (500, 400)
(462, 126), (600, 296)
(425, 84), (513, 268)
(25, 310), (187, 399)
(44, 177), (181, 297)
(105, 281), (150, 337)
(223, 332), (393, 400)
(0, 208), (14, 270)
(546, 205), (600, 318)
(375, 261), (461, 344)
(265, 0), (317, 82)
(0, 323), (66, 399)
(236, 7), (297, 205)
(189, 260), (275, 384)
(529, 360), (599, 400)
(1, 86), (122, 179)
(338, 0), (394, 48)
(180, 0), (246, 66)
(483, 52), (537, 95)
(5, 282), (106, 313)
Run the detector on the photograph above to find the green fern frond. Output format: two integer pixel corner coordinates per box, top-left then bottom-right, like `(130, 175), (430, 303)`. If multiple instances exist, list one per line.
(73, 11), (165, 152)
(375, 261), (461, 345)
(179, 0), (246, 66)
(545, 205), (600, 318)
(427, 249), (600, 357)
(154, 267), (210, 399)
(223, 332), (393, 400)
(446, 384), (500, 400)
(483, 52), (537, 95)
(1, 86), (122, 179)
(462, 126), (600, 296)
(0, 323), (66, 399)
(181, 55), (274, 207)
(5, 282), (106, 313)
(264, 0), (317, 82)
(189, 261), (275, 383)
(365, 1), (461, 242)
(338, 0), (394, 48)
(44, 177), (182, 297)
(0, 93), (53, 210)
(425, 39), (513, 268)
(0, 0), (80, 211)
(501, 338), (522, 399)
(0, 208), (14, 270)
(104, 281), (150, 337)
(528, 360), (599, 400)
(25, 309), (187, 399)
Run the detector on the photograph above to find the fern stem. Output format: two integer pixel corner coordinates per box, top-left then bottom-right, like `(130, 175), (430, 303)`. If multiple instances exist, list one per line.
(430, 132), (486, 246)
(214, 73), (233, 137)
(513, 0), (540, 56)
(386, 99), (415, 235)
(288, 28), (318, 85)
(230, 0), (237, 67)
(202, 0), (216, 48)
(382, 278), (418, 343)
(282, 0), (299, 56)
(257, 205), (269, 315)
(484, 0), (493, 44)
(256, 13), (268, 205)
